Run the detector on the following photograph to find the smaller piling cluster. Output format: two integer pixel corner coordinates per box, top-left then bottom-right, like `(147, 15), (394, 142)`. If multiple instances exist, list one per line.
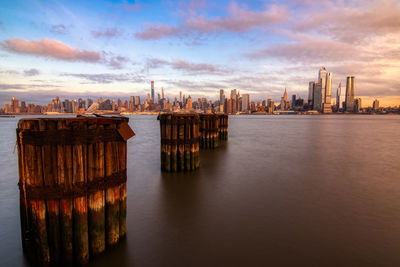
(16, 116), (134, 266)
(158, 113), (200, 172)
(199, 114), (220, 149)
(218, 114), (228, 141)
(158, 113), (228, 172)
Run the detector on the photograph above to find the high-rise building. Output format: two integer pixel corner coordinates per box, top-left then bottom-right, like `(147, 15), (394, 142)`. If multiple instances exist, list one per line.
(280, 88), (287, 111)
(151, 81), (155, 103)
(336, 82), (341, 111)
(373, 99), (379, 111)
(186, 96), (192, 110)
(308, 81), (315, 108)
(291, 95), (296, 109)
(345, 76), (355, 112)
(322, 72), (332, 113)
(267, 99), (274, 113)
(219, 89), (225, 110)
(135, 96), (141, 106)
(179, 91), (182, 103)
(162, 88), (164, 99)
(241, 94), (249, 112)
(354, 98), (362, 112)
(313, 83), (322, 111)
(318, 67), (327, 103)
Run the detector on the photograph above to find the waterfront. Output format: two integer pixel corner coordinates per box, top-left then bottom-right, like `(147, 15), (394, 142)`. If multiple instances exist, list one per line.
(1, 115), (400, 266)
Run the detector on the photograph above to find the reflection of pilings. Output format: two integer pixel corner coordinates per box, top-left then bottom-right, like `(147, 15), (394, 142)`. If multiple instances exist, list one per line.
(158, 113), (199, 172)
(218, 114), (228, 141)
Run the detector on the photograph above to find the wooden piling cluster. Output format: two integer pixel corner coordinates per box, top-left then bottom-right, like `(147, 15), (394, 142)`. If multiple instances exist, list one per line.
(16, 116), (134, 266)
(158, 113), (200, 172)
(218, 114), (228, 140)
(199, 114), (220, 149)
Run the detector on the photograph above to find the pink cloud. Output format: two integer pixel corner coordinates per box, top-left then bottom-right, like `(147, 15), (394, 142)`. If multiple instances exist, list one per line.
(293, 0), (400, 43)
(135, 3), (288, 40)
(185, 3), (287, 33)
(146, 57), (226, 75)
(1, 38), (101, 62)
(135, 23), (181, 40)
(91, 28), (121, 38)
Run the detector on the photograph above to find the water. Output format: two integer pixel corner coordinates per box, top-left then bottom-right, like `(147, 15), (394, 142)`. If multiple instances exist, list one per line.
(1, 115), (400, 266)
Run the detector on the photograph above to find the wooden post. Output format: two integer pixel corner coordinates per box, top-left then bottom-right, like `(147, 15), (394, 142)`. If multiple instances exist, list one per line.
(71, 120), (89, 265)
(193, 118), (200, 169)
(105, 122), (120, 246)
(57, 119), (74, 265)
(87, 121), (106, 256)
(171, 117), (178, 172)
(39, 119), (60, 264)
(160, 115), (166, 171)
(20, 119), (51, 266)
(118, 120), (127, 238)
(190, 120), (195, 170)
(165, 115), (171, 172)
(185, 118), (191, 171)
(178, 116), (185, 172)
(214, 115), (219, 148)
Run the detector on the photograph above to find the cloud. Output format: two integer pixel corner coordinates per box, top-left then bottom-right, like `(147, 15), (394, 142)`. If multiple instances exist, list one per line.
(135, 3), (288, 40)
(135, 23), (181, 40)
(49, 24), (69, 34)
(63, 72), (145, 84)
(293, 0), (400, 43)
(1, 38), (101, 62)
(24, 68), (40, 76)
(0, 38), (132, 69)
(247, 36), (367, 63)
(146, 57), (227, 74)
(0, 83), (62, 90)
(91, 28), (121, 38)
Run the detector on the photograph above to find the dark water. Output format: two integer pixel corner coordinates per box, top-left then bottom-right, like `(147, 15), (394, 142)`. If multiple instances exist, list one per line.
(1, 115), (400, 266)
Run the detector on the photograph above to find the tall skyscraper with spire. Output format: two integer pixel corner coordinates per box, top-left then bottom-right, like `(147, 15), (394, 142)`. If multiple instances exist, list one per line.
(345, 76), (355, 112)
(322, 72), (332, 113)
(318, 67), (327, 103)
(336, 82), (341, 111)
(151, 81), (155, 104)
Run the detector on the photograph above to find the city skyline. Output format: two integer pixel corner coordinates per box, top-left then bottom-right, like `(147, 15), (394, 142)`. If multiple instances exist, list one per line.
(1, 0), (400, 106)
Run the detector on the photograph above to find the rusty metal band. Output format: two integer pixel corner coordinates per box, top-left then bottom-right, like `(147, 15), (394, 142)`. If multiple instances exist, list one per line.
(161, 137), (199, 145)
(17, 128), (124, 145)
(18, 170), (127, 200)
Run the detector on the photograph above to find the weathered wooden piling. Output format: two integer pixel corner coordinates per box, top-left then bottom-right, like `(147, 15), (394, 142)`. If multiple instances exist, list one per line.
(218, 114), (228, 140)
(17, 116), (134, 266)
(199, 114), (223, 149)
(158, 113), (199, 172)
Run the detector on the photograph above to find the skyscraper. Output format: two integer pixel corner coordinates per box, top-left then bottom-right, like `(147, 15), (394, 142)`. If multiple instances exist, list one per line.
(354, 98), (362, 112)
(373, 99), (379, 111)
(322, 72), (332, 113)
(318, 67), (327, 103)
(162, 88), (164, 99)
(308, 81), (315, 108)
(151, 81), (155, 103)
(241, 94), (249, 112)
(345, 76), (355, 112)
(336, 82), (341, 111)
(313, 83), (322, 111)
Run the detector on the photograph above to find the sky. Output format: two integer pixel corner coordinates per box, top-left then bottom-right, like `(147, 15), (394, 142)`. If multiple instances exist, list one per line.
(0, 0), (400, 107)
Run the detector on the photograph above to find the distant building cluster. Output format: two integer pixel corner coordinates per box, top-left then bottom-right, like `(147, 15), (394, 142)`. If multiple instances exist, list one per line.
(0, 75), (397, 115)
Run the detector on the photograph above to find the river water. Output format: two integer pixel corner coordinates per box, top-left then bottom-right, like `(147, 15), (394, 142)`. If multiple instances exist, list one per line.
(1, 115), (400, 266)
